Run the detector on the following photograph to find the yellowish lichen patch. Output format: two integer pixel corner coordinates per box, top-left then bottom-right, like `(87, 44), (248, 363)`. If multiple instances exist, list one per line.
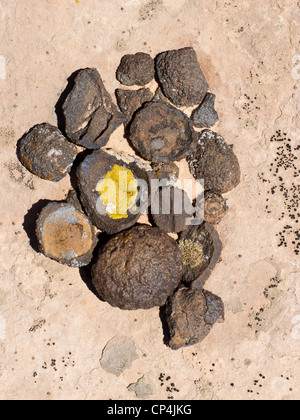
(97, 165), (138, 220)
(178, 239), (204, 268)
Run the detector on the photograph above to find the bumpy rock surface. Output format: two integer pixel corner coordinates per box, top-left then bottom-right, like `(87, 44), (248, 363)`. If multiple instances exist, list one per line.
(116, 52), (155, 86)
(191, 93), (219, 128)
(92, 224), (184, 310)
(204, 191), (228, 224)
(152, 186), (194, 233)
(63, 68), (124, 149)
(187, 130), (241, 194)
(151, 162), (179, 186)
(77, 149), (153, 234)
(36, 202), (96, 267)
(155, 47), (209, 107)
(178, 223), (222, 287)
(129, 101), (197, 163)
(115, 88), (153, 126)
(164, 286), (225, 350)
(18, 123), (77, 182)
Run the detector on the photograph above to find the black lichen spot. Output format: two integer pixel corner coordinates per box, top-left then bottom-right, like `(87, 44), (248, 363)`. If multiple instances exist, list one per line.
(259, 131), (300, 255)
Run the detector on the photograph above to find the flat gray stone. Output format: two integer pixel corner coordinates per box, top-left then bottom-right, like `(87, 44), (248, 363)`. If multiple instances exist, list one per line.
(100, 336), (139, 376)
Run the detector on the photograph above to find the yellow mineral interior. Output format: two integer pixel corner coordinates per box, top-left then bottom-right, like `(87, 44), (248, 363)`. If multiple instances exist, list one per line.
(97, 164), (138, 219)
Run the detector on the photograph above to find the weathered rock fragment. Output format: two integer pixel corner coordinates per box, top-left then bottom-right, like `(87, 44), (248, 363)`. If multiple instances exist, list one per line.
(36, 202), (97, 267)
(164, 286), (225, 350)
(116, 52), (155, 86)
(92, 224), (183, 310)
(18, 123), (77, 182)
(155, 47), (209, 107)
(191, 93), (219, 128)
(63, 68), (124, 149)
(152, 186), (194, 233)
(115, 88), (153, 126)
(178, 223), (222, 287)
(203, 190), (228, 224)
(187, 130), (241, 194)
(151, 162), (179, 186)
(77, 149), (153, 234)
(100, 336), (139, 376)
(129, 101), (197, 163)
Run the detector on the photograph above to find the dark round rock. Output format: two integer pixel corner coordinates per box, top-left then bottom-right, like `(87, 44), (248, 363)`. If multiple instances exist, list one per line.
(18, 123), (77, 182)
(129, 102), (197, 163)
(152, 186), (194, 233)
(116, 53), (155, 86)
(155, 47), (209, 107)
(36, 202), (97, 267)
(164, 286), (225, 350)
(77, 149), (153, 234)
(92, 224), (184, 310)
(187, 130), (241, 194)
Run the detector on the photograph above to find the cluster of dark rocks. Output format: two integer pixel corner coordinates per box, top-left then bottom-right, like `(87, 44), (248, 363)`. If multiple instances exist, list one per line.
(18, 47), (241, 350)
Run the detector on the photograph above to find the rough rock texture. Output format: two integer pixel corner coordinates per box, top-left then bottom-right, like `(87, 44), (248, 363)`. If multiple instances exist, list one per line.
(187, 130), (241, 194)
(63, 68), (124, 149)
(152, 186), (194, 233)
(203, 191), (228, 224)
(1, 0), (299, 401)
(18, 123), (77, 182)
(178, 223), (223, 288)
(164, 286), (225, 350)
(100, 336), (139, 377)
(151, 162), (179, 186)
(115, 88), (153, 127)
(116, 52), (155, 86)
(191, 93), (219, 128)
(77, 149), (153, 234)
(129, 102), (197, 163)
(92, 224), (183, 310)
(36, 202), (96, 267)
(155, 47), (209, 107)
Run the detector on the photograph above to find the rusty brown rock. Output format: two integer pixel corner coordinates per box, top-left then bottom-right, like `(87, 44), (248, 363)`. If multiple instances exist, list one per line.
(18, 123), (77, 182)
(204, 191), (228, 224)
(187, 130), (241, 194)
(129, 101), (197, 163)
(164, 286), (225, 350)
(36, 202), (97, 267)
(155, 47), (209, 107)
(151, 162), (180, 186)
(92, 224), (183, 310)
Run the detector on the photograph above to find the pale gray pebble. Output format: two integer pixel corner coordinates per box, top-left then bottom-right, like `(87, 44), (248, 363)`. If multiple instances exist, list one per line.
(100, 336), (139, 376)
(127, 376), (153, 399)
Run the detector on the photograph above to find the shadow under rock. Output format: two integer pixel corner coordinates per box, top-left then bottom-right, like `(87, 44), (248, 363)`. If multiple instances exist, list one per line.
(159, 305), (171, 347)
(23, 199), (52, 253)
(68, 148), (93, 192)
(79, 231), (111, 301)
